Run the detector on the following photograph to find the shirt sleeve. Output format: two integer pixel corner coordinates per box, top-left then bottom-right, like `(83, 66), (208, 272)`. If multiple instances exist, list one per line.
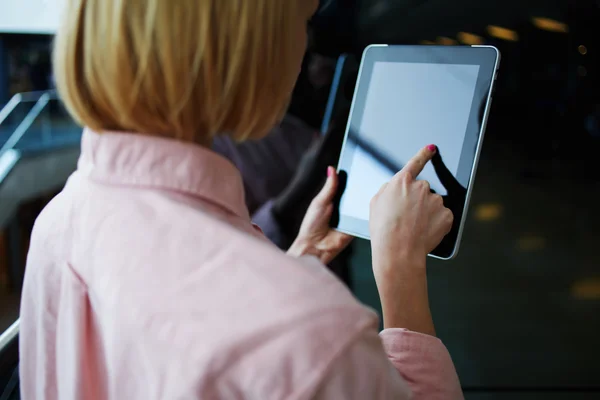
(312, 328), (463, 400)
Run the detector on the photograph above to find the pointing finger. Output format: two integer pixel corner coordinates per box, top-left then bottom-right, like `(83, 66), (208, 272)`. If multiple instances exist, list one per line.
(401, 144), (437, 180)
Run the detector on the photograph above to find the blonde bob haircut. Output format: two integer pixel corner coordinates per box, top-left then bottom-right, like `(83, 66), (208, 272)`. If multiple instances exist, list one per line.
(54, 0), (305, 143)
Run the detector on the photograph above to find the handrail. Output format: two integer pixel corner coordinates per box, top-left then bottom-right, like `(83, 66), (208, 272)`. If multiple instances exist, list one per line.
(0, 93), (52, 154)
(0, 90), (58, 127)
(0, 94), (22, 127)
(0, 320), (19, 353)
(0, 149), (21, 185)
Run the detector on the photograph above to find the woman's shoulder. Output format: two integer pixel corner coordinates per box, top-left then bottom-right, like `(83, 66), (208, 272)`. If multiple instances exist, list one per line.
(38, 169), (377, 335)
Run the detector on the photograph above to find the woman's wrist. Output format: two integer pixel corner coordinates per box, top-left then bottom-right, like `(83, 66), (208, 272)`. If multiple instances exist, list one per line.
(373, 253), (436, 336)
(372, 246), (427, 274)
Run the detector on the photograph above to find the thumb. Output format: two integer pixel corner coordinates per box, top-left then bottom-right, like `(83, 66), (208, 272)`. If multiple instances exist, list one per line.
(313, 166), (338, 206)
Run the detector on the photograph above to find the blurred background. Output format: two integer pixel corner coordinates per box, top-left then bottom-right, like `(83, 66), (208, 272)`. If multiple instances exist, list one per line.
(1, 0), (599, 398)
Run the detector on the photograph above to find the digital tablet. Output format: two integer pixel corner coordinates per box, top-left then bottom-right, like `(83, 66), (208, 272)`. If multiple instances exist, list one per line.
(333, 45), (500, 260)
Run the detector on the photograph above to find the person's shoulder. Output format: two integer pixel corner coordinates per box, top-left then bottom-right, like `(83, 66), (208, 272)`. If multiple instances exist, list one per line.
(29, 181), (77, 259)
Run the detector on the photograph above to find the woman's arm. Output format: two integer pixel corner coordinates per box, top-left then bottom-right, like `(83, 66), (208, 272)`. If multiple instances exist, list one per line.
(373, 256), (436, 335)
(311, 144), (461, 398)
(283, 145), (461, 399)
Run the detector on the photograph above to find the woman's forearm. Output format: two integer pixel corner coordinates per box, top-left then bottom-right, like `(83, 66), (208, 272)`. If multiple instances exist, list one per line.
(373, 255), (436, 337)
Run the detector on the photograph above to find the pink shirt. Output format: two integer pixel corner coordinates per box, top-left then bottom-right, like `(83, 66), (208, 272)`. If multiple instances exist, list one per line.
(20, 129), (463, 399)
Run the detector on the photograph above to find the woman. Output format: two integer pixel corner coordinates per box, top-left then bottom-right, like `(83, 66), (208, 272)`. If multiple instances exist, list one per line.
(19, 0), (461, 399)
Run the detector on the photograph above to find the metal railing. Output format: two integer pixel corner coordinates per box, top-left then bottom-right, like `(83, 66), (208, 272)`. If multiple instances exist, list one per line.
(0, 91), (54, 127)
(0, 150), (20, 186)
(0, 92), (54, 154)
(0, 90), (80, 156)
(0, 321), (19, 354)
(0, 90), (58, 124)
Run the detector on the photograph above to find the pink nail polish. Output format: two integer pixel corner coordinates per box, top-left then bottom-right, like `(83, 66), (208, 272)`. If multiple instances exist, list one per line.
(327, 167), (332, 177)
(427, 144), (437, 152)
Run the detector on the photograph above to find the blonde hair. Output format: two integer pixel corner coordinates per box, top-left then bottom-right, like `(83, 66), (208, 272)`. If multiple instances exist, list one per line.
(54, 0), (305, 143)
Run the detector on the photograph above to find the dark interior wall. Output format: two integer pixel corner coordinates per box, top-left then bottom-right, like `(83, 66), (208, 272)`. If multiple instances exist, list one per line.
(0, 33), (52, 103)
(354, 0), (568, 46)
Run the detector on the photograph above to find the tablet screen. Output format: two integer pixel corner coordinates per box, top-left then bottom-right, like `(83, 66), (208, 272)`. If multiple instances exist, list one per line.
(339, 62), (480, 220)
(334, 45), (499, 259)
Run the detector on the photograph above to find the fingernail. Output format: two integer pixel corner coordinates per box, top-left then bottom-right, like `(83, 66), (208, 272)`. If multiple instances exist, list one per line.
(327, 167), (333, 177)
(427, 144), (437, 153)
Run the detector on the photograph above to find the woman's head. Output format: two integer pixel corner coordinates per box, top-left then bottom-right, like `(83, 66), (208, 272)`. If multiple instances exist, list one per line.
(54, 0), (319, 144)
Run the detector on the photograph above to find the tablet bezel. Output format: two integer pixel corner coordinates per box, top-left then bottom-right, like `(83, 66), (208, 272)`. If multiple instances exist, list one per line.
(334, 44), (500, 260)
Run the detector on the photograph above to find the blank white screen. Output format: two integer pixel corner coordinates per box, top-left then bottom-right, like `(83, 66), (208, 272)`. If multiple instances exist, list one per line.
(340, 61), (480, 221)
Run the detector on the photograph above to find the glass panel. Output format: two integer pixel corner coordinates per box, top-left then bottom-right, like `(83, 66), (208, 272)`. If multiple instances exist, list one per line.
(0, 100), (36, 148)
(11, 98), (81, 152)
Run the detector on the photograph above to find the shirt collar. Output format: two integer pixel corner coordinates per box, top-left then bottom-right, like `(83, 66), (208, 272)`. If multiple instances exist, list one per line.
(78, 128), (250, 220)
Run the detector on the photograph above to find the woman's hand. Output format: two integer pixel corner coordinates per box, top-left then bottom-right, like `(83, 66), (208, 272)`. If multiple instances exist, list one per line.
(369, 145), (454, 336)
(287, 166), (353, 264)
(272, 108), (349, 247)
